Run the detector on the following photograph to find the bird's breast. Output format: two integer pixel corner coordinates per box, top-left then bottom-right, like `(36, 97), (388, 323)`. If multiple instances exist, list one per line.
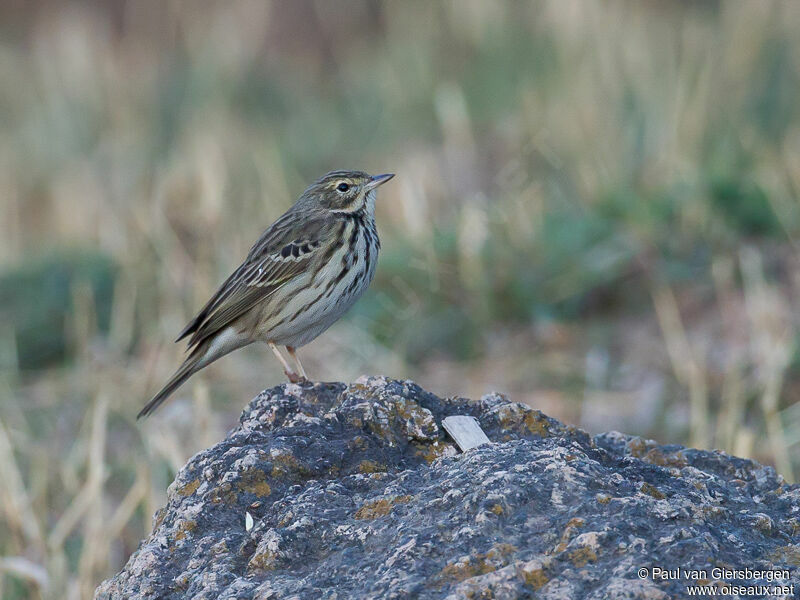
(259, 218), (379, 347)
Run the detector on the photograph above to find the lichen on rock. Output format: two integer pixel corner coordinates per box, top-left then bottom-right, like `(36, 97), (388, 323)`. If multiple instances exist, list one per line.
(96, 377), (800, 599)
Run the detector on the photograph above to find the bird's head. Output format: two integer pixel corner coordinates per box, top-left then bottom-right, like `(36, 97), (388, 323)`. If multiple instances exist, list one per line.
(300, 170), (394, 214)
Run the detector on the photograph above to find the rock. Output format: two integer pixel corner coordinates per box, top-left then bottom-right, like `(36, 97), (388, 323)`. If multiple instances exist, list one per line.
(96, 377), (800, 599)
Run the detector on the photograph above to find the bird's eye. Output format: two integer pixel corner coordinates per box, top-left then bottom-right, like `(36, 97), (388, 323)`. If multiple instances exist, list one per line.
(336, 182), (350, 193)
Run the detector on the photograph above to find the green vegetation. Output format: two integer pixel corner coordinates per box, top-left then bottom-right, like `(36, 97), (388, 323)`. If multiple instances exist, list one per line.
(0, 251), (116, 370)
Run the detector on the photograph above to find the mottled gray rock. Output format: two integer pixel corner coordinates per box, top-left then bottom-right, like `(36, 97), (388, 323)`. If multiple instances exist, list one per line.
(96, 377), (800, 599)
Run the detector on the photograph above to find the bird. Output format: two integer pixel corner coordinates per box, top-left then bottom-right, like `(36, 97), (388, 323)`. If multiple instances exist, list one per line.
(137, 170), (394, 418)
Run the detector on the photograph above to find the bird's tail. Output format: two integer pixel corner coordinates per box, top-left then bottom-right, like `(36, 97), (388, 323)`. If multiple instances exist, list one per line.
(137, 352), (202, 419)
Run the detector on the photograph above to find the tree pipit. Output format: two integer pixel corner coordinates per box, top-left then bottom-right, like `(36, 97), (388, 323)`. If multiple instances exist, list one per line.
(138, 170), (394, 418)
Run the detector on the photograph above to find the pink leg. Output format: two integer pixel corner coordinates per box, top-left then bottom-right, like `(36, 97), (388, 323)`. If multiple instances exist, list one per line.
(268, 342), (301, 383)
(286, 346), (309, 382)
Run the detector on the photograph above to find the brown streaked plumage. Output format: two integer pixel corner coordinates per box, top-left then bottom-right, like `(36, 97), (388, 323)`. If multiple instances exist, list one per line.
(138, 170), (394, 418)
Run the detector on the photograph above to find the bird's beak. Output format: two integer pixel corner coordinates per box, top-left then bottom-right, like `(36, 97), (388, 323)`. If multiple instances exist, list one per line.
(366, 173), (395, 190)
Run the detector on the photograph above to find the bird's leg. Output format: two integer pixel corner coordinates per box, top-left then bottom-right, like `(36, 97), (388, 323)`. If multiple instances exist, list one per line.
(268, 342), (302, 383)
(285, 346), (308, 382)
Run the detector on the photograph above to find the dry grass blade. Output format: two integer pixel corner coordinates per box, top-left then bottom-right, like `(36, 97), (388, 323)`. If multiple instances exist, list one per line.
(77, 394), (109, 598)
(652, 284), (709, 450)
(740, 247), (795, 482)
(0, 556), (48, 592)
(0, 419), (45, 555)
(106, 466), (149, 541)
(711, 255), (748, 454)
(47, 395), (108, 550)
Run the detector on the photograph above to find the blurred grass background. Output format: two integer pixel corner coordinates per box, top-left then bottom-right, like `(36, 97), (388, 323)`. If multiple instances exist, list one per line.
(2, 0), (800, 597)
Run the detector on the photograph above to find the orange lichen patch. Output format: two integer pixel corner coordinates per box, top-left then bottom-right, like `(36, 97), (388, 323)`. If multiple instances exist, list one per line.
(624, 438), (688, 469)
(349, 436), (369, 451)
(248, 549), (278, 572)
(236, 469), (271, 497)
(270, 453), (307, 478)
(176, 479), (200, 497)
(627, 437), (648, 457)
(439, 557), (496, 583)
(524, 411), (550, 437)
(394, 399), (418, 420)
(153, 508), (167, 530)
(553, 518), (585, 553)
(493, 543), (517, 556)
(768, 545), (800, 566)
(436, 544), (517, 585)
(569, 546), (597, 567)
(640, 482), (666, 500)
(521, 568), (549, 590)
(347, 383), (371, 395)
(354, 499), (392, 520)
(490, 504), (504, 516)
(357, 460), (386, 474)
(413, 441), (454, 464)
(209, 482), (237, 505)
(173, 519), (196, 541)
(642, 447), (688, 469)
(518, 557), (553, 591)
(361, 399), (433, 441)
(354, 495), (413, 520)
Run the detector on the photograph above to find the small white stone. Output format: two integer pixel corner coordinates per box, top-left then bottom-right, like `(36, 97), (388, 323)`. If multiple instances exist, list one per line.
(442, 416), (491, 452)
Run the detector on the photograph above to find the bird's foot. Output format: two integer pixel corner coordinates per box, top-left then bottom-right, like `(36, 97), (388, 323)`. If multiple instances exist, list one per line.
(284, 369), (309, 384)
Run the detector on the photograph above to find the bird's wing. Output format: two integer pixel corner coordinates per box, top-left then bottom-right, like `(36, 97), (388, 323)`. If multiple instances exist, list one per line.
(176, 211), (334, 348)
